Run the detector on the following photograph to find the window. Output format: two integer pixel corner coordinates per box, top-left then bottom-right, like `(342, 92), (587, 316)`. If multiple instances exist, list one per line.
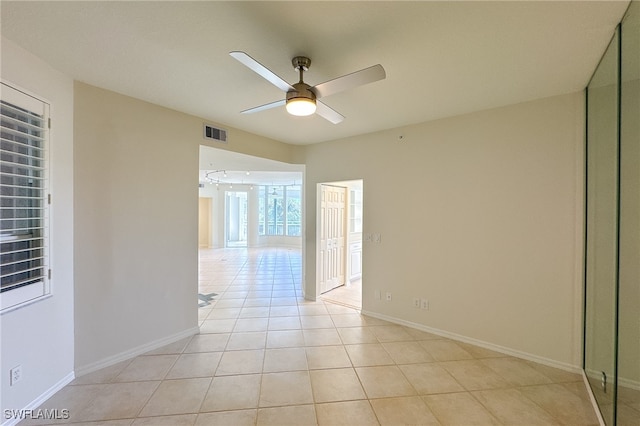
(258, 186), (266, 235)
(285, 185), (301, 237)
(266, 186), (284, 235)
(258, 185), (301, 237)
(1, 83), (50, 313)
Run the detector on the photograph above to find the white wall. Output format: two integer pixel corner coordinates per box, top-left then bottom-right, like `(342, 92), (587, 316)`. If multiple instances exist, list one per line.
(74, 83), (296, 371)
(256, 235), (302, 248)
(302, 92), (585, 368)
(0, 38), (75, 415)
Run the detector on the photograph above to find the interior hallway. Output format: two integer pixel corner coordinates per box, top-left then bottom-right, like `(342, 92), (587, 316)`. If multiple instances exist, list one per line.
(23, 247), (602, 425)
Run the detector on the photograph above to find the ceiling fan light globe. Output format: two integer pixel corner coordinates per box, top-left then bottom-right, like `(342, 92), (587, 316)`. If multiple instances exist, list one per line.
(286, 98), (317, 116)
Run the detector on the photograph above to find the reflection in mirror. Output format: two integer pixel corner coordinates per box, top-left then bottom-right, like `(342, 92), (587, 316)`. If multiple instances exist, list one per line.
(585, 28), (619, 425)
(618, 2), (640, 424)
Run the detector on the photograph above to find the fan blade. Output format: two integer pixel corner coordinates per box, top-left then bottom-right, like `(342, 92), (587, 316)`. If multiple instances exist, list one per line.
(311, 64), (386, 99)
(230, 51), (294, 92)
(241, 99), (286, 114)
(316, 101), (345, 124)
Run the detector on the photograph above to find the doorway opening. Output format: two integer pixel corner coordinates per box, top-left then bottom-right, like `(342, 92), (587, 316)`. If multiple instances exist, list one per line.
(317, 180), (363, 309)
(225, 191), (248, 248)
(198, 145), (305, 311)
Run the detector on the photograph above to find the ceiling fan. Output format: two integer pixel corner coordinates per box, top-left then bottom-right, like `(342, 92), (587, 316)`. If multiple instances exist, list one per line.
(230, 51), (386, 124)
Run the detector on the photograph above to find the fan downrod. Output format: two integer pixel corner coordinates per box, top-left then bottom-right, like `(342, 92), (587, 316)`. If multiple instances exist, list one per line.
(287, 56), (316, 109)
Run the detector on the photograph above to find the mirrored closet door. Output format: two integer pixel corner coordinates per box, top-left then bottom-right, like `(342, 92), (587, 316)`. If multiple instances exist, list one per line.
(584, 2), (640, 424)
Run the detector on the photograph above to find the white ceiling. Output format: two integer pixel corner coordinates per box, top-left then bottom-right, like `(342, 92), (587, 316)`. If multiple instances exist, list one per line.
(1, 1), (629, 146)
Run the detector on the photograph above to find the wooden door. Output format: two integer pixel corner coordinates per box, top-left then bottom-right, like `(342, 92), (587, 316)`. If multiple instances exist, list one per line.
(198, 197), (212, 248)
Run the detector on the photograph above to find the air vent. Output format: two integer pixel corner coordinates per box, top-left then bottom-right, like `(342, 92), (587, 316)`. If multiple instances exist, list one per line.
(203, 124), (228, 143)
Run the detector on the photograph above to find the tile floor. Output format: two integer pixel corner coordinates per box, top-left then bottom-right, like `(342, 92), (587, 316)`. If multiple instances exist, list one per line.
(320, 279), (362, 310)
(23, 247), (605, 425)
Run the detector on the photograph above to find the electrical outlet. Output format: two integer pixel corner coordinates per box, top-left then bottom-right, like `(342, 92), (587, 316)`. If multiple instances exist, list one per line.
(386, 292), (392, 301)
(413, 298), (420, 308)
(374, 290), (381, 300)
(10, 365), (22, 386)
(421, 299), (429, 310)
(373, 233), (381, 243)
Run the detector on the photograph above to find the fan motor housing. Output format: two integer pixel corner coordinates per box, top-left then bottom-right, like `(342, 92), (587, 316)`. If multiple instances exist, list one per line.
(286, 82), (316, 103)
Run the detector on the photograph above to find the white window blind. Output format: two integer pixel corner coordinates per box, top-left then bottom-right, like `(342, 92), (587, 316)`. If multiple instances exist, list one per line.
(1, 82), (50, 313)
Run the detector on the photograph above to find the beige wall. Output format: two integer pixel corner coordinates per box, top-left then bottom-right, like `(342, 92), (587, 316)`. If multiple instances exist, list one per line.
(74, 82), (294, 370)
(1, 38), (75, 414)
(73, 81), (585, 372)
(302, 92), (585, 367)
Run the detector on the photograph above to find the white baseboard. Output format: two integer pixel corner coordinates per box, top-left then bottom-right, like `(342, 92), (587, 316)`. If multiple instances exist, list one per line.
(3, 327), (201, 426)
(1, 371), (75, 426)
(75, 326), (200, 377)
(618, 376), (640, 391)
(585, 367), (640, 391)
(361, 309), (582, 374)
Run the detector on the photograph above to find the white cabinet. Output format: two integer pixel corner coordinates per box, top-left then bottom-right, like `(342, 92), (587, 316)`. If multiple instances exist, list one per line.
(349, 240), (362, 281)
